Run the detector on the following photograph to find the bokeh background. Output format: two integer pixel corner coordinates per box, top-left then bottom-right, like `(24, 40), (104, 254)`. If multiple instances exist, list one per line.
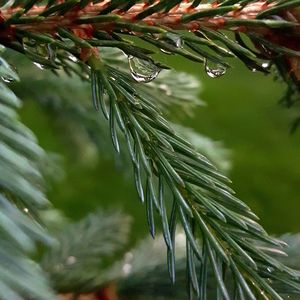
(14, 52), (300, 242)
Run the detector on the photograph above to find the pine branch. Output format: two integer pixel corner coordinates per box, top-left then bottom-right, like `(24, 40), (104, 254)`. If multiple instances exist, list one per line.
(42, 210), (131, 293)
(173, 124), (231, 173)
(0, 1), (299, 31)
(116, 233), (300, 299)
(1, 0), (300, 298)
(1, 0), (299, 114)
(0, 0), (299, 82)
(55, 228), (300, 300)
(86, 54), (300, 299)
(0, 52), (56, 300)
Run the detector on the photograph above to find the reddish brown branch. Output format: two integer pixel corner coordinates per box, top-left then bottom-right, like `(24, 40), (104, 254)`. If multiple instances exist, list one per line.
(0, 1), (286, 35)
(0, 0), (299, 77)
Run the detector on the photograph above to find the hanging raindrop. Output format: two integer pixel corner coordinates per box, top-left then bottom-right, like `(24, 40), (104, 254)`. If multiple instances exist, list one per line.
(204, 59), (227, 78)
(160, 33), (183, 54)
(128, 56), (161, 83)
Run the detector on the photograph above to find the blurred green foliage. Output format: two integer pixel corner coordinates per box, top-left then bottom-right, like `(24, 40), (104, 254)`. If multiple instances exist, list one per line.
(18, 54), (300, 240)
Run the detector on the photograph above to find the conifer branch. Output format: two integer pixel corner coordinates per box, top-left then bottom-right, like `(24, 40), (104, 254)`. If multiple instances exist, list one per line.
(0, 53), (56, 300)
(0, 1), (299, 31)
(0, 0), (299, 80)
(1, 0), (300, 299)
(42, 210), (131, 293)
(86, 53), (300, 299)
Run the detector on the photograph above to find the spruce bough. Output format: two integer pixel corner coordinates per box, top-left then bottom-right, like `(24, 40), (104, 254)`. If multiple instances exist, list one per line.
(0, 0), (300, 299)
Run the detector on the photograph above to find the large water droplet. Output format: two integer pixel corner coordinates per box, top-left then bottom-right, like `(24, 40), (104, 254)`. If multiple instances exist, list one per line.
(128, 56), (161, 83)
(204, 59), (227, 78)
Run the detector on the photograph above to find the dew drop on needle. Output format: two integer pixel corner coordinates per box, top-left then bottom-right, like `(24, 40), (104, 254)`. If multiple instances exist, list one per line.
(128, 56), (161, 83)
(204, 59), (227, 78)
(166, 33), (184, 48)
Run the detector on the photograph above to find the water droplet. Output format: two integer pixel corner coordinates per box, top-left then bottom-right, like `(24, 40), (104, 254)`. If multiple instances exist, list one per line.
(23, 38), (55, 68)
(66, 256), (77, 265)
(33, 62), (45, 70)
(165, 33), (183, 48)
(262, 62), (270, 69)
(204, 59), (227, 78)
(128, 56), (161, 83)
(47, 44), (57, 63)
(68, 54), (78, 62)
